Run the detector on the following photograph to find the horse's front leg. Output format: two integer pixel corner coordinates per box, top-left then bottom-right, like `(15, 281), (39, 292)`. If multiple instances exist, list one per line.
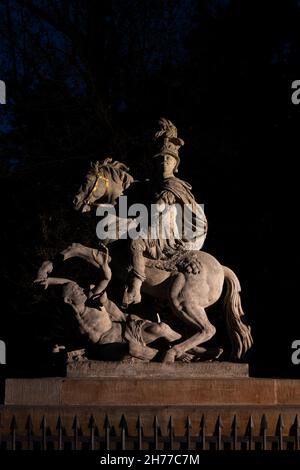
(61, 243), (101, 268)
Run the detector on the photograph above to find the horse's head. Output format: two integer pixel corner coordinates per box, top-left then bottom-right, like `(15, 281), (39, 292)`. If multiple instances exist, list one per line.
(73, 158), (134, 213)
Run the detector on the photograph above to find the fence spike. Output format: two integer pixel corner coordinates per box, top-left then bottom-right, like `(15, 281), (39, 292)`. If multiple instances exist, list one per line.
(246, 415), (254, 431)
(72, 415), (80, 430)
(168, 416), (174, 450)
(88, 414), (96, 429)
(200, 414), (206, 450)
(245, 415), (254, 450)
(25, 415), (33, 432)
(214, 415), (223, 450)
(40, 416), (46, 429)
(291, 415), (300, 450)
(292, 414), (299, 431)
(185, 416), (192, 450)
(216, 415), (223, 429)
(136, 415), (143, 450)
(153, 415), (161, 434)
(104, 415), (111, 451)
(104, 415), (111, 430)
(56, 416), (63, 431)
(260, 414), (268, 450)
(260, 414), (268, 431)
(153, 415), (160, 450)
(3, 411), (299, 453)
(200, 414), (206, 429)
(10, 415), (17, 431)
(72, 416), (80, 450)
(168, 415), (174, 430)
(56, 415), (63, 450)
(119, 414), (128, 450)
(231, 415), (238, 430)
(276, 414), (284, 450)
(40, 416), (47, 450)
(276, 414), (284, 431)
(136, 415), (143, 431)
(119, 414), (128, 433)
(231, 415), (238, 450)
(88, 415), (96, 450)
(10, 415), (17, 451)
(185, 416), (192, 429)
(25, 415), (33, 450)
(153, 415), (159, 428)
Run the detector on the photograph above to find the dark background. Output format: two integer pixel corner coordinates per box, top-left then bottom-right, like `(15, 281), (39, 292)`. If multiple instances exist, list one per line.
(0, 0), (298, 378)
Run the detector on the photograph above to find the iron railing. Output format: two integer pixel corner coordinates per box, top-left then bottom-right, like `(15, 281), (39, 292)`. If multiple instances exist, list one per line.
(0, 413), (299, 451)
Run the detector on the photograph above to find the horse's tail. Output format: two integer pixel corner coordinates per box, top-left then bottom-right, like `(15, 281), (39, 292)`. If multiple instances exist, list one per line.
(222, 266), (253, 360)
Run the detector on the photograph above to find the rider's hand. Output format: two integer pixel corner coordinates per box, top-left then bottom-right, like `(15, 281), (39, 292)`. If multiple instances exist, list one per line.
(34, 278), (49, 289)
(36, 260), (53, 279)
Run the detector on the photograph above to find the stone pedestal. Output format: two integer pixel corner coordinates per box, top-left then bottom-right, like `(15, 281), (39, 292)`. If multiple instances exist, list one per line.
(67, 360), (249, 378)
(3, 362), (300, 437)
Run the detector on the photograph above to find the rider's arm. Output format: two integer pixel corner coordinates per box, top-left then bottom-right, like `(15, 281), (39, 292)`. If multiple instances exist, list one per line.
(91, 251), (112, 296)
(34, 276), (73, 289)
(34, 260), (73, 288)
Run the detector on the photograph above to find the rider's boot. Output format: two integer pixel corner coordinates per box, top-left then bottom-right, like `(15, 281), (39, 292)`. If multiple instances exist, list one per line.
(123, 242), (146, 306)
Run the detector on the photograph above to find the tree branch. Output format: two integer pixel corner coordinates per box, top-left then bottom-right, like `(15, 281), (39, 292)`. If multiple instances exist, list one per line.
(13, 0), (86, 55)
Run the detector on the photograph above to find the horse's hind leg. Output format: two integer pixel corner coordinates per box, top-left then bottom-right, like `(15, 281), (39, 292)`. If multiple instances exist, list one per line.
(163, 272), (216, 363)
(163, 303), (216, 363)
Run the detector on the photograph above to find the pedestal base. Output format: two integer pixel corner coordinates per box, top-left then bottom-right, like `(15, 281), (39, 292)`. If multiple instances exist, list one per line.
(3, 362), (300, 439)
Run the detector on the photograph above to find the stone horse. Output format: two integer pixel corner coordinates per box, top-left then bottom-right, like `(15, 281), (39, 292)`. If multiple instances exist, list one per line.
(71, 159), (253, 362)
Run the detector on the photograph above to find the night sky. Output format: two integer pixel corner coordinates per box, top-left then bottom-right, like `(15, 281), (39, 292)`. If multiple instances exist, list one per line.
(0, 0), (299, 380)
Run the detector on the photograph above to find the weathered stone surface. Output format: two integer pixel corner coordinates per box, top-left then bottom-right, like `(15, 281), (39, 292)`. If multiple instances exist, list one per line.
(59, 378), (275, 406)
(276, 379), (300, 405)
(6, 376), (300, 407)
(67, 360), (249, 378)
(5, 378), (62, 406)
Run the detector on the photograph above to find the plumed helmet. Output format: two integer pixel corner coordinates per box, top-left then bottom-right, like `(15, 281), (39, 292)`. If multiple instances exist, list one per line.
(153, 118), (184, 173)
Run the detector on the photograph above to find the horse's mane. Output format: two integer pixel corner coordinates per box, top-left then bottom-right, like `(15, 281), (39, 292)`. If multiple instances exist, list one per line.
(88, 158), (134, 190)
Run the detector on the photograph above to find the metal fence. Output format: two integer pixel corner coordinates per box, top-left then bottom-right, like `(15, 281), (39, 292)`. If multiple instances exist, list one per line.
(0, 413), (299, 451)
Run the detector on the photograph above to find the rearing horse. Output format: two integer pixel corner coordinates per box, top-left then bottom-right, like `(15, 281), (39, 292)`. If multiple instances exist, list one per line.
(71, 159), (253, 362)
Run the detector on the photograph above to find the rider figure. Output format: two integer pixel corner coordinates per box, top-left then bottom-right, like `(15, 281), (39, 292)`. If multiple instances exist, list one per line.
(124, 118), (208, 305)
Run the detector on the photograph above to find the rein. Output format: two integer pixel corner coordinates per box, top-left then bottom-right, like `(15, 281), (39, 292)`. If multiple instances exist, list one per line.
(83, 173), (109, 206)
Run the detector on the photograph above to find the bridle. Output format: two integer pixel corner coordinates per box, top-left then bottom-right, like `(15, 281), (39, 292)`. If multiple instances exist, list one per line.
(83, 172), (109, 206)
